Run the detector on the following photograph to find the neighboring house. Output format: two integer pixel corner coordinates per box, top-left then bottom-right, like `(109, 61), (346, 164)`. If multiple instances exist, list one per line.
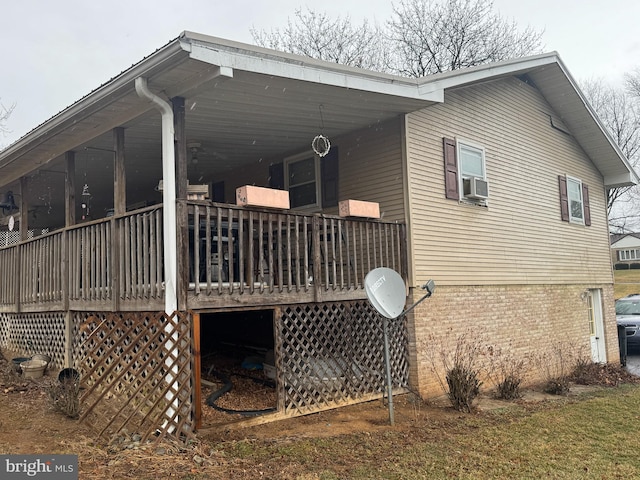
(0, 32), (635, 440)
(611, 233), (640, 269)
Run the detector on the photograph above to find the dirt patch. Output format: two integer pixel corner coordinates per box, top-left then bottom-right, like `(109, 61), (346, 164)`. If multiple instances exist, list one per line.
(1, 349), (638, 479)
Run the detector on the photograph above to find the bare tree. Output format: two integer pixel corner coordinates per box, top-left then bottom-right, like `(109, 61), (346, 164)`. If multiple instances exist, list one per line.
(0, 100), (14, 137)
(251, 8), (389, 72)
(386, 0), (543, 77)
(251, 1), (543, 77)
(582, 78), (640, 232)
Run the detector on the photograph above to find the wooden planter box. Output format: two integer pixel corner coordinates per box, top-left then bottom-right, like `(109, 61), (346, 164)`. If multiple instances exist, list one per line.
(236, 185), (290, 209)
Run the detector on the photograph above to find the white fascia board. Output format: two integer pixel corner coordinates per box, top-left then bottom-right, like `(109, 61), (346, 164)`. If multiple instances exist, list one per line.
(604, 172), (638, 188)
(183, 41), (443, 103)
(418, 53), (560, 92)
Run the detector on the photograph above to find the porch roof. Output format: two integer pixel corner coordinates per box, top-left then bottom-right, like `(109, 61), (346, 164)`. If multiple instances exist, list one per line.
(0, 31), (635, 208)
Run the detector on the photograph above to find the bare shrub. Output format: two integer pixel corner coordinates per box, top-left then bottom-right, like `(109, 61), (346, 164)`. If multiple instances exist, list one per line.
(425, 332), (488, 413)
(533, 341), (577, 395)
(485, 347), (530, 400)
(48, 378), (80, 419)
(446, 364), (481, 412)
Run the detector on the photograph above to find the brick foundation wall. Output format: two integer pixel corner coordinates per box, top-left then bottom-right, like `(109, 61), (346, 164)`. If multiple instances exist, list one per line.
(406, 284), (618, 399)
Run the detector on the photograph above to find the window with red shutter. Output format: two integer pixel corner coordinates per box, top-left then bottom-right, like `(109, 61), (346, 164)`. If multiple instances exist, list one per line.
(559, 174), (590, 226)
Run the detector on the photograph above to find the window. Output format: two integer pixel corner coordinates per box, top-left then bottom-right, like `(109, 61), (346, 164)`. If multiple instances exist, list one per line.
(273, 148), (339, 210)
(566, 176), (584, 223)
(443, 137), (488, 202)
(619, 249), (640, 261)
(286, 153), (320, 209)
(558, 174), (591, 226)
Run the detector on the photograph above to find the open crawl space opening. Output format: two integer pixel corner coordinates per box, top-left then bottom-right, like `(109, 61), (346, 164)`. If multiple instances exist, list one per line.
(199, 310), (277, 423)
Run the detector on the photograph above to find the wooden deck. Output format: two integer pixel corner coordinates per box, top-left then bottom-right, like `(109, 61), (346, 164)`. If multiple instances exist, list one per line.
(0, 202), (408, 313)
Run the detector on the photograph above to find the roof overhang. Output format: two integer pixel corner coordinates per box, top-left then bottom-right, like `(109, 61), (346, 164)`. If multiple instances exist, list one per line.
(0, 32), (635, 203)
(418, 52), (638, 188)
(0, 32), (442, 189)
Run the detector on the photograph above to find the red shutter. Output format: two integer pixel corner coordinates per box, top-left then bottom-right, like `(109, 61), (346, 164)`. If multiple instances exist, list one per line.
(443, 138), (459, 200)
(582, 183), (591, 226)
(558, 175), (569, 222)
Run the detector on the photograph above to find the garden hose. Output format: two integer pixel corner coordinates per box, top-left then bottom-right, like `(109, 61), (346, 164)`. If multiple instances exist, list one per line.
(205, 369), (276, 417)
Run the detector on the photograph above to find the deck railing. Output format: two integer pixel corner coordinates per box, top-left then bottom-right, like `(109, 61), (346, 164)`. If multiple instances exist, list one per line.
(0, 203), (407, 312)
(185, 203), (407, 305)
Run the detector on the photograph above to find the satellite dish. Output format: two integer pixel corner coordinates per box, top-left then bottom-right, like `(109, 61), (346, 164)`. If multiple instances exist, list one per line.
(364, 267), (407, 319)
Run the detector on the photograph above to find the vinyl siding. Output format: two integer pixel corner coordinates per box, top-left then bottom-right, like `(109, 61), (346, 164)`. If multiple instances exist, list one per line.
(222, 118), (406, 220)
(336, 118), (405, 221)
(406, 76), (613, 286)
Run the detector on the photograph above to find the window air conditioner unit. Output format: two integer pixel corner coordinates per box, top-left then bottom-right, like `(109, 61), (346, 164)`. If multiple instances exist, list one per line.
(463, 177), (489, 199)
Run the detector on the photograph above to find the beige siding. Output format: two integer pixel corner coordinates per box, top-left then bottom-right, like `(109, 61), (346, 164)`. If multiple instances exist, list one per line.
(336, 118), (405, 220)
(222, 118), (406, 220)
(406, 76), (613, 286)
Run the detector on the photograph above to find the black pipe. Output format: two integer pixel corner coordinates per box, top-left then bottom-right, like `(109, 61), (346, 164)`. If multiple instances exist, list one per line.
(205, 369), (276, 417)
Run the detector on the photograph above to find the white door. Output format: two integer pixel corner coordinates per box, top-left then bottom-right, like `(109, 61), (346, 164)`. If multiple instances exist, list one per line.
(588, 289), (607, 363)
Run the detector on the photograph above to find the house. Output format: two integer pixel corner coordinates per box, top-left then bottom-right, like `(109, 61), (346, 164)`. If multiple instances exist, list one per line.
(0, 32), (635, 440)
(611, 233), (640, 270)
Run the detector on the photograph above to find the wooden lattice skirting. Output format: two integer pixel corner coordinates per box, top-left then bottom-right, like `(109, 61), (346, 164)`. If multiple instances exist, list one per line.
(72, 311), (195, 442)
(276, 300), (409, 416)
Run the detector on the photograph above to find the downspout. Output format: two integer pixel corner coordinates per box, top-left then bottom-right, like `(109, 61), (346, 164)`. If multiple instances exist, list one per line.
(135, 76), (180, 434)
(134, 77), (177, 315)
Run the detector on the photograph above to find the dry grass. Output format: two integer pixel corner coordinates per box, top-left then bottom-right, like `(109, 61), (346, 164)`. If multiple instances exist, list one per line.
(614, 268), (640, 299)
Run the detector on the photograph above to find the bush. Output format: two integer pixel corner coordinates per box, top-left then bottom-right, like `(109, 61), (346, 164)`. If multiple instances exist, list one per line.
(47, 378), (80, 419)
(495, 373), (524, 400)
(446, 364), (481, 412)
(571, 358), (640, 386)
(533, 341), (576, 396)
(615, 263), (630, 270)
(424, 332), (487, 413)
(630, 263), (640, 269)
(485, 347), (529, 400)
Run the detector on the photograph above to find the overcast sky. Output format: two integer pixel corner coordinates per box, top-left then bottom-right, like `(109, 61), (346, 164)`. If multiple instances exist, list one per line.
(1, 0), (638, 148)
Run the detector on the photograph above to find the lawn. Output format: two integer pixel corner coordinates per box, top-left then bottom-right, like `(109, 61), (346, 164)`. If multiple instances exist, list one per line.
(614, 268), (640, 298)
(207, 385), (640, 479)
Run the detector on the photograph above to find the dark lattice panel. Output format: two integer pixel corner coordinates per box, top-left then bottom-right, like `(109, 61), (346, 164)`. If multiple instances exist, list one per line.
(71, 311), (195, 442)
(277, 301), (409, 415)
(0, 312), (67, 369)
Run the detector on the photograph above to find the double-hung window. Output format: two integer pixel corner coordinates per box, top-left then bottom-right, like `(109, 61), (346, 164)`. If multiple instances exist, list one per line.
(558, 174), (591, 226)
(285, 152), (321, 209)
(566, 176), (584, 224)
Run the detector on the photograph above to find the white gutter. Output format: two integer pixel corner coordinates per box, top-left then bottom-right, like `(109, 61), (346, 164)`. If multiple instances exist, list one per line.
(134, 77), (177, 315)
(135, 76), (180, 434)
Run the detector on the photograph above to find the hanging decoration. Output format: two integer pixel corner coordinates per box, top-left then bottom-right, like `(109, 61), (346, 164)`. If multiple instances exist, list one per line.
(311, 105), (331, 157)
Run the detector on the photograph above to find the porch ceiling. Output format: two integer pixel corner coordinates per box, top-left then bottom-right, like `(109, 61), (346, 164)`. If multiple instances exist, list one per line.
(0, 34), (438, 223)
(4, 74), (431, 175)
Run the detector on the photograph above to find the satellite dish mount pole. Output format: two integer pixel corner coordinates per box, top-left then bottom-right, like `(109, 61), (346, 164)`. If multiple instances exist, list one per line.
(365, 267), (436, 427)
(382, 315), (395, 425)
(382, 279), (435, 426)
